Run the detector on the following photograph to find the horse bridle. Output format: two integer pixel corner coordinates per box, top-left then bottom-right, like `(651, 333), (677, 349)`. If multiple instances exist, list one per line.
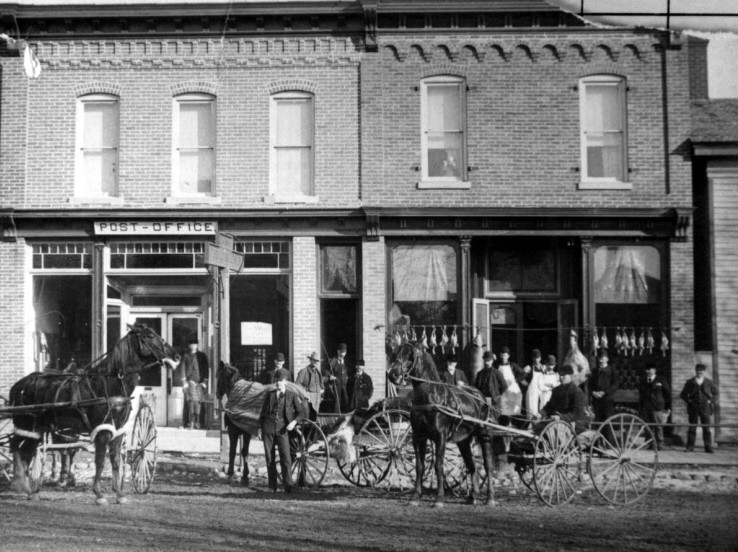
(392, 343), (423, 386)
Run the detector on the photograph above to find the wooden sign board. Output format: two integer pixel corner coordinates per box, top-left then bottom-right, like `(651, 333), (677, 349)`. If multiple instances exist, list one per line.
(241, 322), (273, 346)
(216, 233), (234, 251)
(204, 243), (243, 271)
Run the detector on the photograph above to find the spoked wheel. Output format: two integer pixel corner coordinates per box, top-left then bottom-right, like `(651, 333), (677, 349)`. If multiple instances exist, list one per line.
(532, 421), (582, 506)
(290, 419), (328, 488)
(0, 417), (13, 483)
(346, 409), (415, 491)
(441, 441), (488, 497)
(129, 403), (157, 494)
(588, 413), (657, 505)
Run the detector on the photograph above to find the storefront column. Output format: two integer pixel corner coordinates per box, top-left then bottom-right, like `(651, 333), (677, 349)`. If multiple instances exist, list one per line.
(460, 236), (471, 347)
(292, 237), (318, 373)
(362, 237), (387, 400)
(217, 265), (230, 368)
(580, 237), (594, 337)
(92, 242), (105, 360)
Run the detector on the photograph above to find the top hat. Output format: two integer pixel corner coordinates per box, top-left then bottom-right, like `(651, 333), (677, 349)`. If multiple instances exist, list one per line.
(356, 359), (365, 367)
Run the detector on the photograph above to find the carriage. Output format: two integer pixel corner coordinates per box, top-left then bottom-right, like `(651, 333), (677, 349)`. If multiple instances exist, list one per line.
(0, 325), (178, 504)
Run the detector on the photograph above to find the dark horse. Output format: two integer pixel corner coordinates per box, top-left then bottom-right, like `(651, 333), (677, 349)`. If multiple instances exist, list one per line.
(8, 325), (179, 504)
(216, 362), (252, 485)
(388, 341), (500, 507)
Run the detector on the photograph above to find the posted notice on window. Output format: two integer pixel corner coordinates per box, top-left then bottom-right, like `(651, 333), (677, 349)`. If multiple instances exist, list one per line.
(241, 322), (273, 346)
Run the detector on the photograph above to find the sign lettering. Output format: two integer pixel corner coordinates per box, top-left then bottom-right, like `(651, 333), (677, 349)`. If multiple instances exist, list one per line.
(95, 221), (217, 235)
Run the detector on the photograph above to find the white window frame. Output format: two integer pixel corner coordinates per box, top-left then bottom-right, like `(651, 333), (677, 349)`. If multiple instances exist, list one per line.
(269, 91), (316, 203)
(74, 94), (120, 200)
(171, 93), (216, 198)
(578, 75), (631, 190)
(418, 75), (469, 189)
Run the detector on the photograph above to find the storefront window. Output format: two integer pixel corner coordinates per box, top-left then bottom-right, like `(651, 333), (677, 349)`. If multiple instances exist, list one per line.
(487, 246), (557, 294)
(321, 245), (357, 295)
(594, 245), (660, 304)
(390, 244), (457, 327)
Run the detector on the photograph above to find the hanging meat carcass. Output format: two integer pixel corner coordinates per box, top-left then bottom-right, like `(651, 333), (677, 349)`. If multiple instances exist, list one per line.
(628, 328), (637, 357)
(563, 329), (590, 387)
(637, 330), (645, 356)
(464, 330), (485, 384)
(660, 328), (670, 357)
(591, 328), (600, 355)
(440, 325), (449, 353)
(646, 327), (655, 355)
(599, 327), (608, 352)
(614, 327), (624, 355)
(419, 326), (428, 349)
(449, 326), (459, 353)
(428, 326), (438, 354)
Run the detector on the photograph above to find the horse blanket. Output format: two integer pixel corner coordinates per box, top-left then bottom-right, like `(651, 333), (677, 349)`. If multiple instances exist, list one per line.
(224, 381), (310, 435)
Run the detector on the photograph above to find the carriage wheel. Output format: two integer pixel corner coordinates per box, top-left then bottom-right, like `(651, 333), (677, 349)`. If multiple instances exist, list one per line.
(290, 419), (328, 488)
(129, 404), (157, 494)
(439, 441), (488, 497)
(0, 418), (13, 483)
(341, 409), (414, 491)
(588, 413), (657, 506)
(532, 421), (582, 506)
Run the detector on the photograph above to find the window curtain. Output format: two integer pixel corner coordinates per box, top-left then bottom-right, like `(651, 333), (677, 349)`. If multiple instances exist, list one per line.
(392, 245), (456, 301)
(594, 246), (659, 304)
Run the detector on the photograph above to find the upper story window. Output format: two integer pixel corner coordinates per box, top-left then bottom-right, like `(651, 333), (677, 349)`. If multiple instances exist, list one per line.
(419, 76), (468, 189)
(270, 92), (314, 200)
(76, 94), (119, 197)
(173, 94), (215, 196)
(579, 75), (630, 189)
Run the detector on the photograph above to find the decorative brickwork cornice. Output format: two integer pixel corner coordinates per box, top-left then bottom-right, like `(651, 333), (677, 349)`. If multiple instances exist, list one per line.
(74, 81), (121, 97)
(417, 63), (467, 79)
(575, 63), (629, 79)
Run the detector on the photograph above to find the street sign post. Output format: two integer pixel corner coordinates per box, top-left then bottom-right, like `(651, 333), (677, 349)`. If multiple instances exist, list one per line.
(204, 243), (243, 271)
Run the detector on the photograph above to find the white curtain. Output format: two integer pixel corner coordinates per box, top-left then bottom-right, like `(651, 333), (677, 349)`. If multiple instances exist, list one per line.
(594, 246), (657, 304)
(392, 245), (455, 301)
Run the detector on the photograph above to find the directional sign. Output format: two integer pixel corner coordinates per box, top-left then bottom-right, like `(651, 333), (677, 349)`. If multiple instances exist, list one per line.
(204, 243), (243, 271)
(215, 232), (234, 251)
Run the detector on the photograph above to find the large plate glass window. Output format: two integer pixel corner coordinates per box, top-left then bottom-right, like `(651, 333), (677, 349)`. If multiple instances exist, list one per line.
(579, 75), (629, 189)
(76, 94), (119, 197)
(320, 244), (360, 362)
(173, 93), (215, 196)
(420, 76), (467, 186)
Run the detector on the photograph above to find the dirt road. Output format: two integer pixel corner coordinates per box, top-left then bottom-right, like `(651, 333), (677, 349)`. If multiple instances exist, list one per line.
(1, 468), (737, 552)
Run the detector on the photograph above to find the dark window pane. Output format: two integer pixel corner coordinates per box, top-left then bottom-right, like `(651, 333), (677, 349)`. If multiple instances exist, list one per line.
(322, 246), (357, 294)
(110, 254), (124, 269)
(44, 254), (82, 269)
(126, 254), (193, 269)
(242, 254), (279, 269)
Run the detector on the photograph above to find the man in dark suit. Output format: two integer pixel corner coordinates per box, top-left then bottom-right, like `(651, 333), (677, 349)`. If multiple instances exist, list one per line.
(349, 359), (374, 411)
(322, 343), (350, 413)
(475, 351), (508, 410)
(259, 352), (286, 385)
(639, 363), (671, 450)
(590, 350), (619, 444)
(440, 353), (469, 387)
(536, 364), (589, 434)
(680, 363), (719, 453)
(182, 339), (209, 429)
(259, 368), (307, 492)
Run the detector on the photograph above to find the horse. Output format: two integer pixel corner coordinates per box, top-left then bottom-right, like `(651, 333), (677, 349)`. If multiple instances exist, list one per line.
(8, 324), (179, 504)
(215, 362), (252, 485)
(388, 341), (501, 507)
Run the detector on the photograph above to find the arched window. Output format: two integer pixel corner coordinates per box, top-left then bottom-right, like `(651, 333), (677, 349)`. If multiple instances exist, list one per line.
(76, 94), (119, 197)
(270, 91), (314, 199)
(173, 93), (215, 196)
(420, 75), (467, 186)
(579, 75), (629, 188)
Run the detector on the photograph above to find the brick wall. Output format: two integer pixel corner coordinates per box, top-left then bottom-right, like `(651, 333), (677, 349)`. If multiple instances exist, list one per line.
(291, 236), (317, 376)
(361, 237), (387, 401)
(0, 239), (28, 397)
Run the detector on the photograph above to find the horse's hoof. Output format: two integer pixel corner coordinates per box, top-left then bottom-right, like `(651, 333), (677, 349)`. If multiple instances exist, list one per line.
(485, 499), (499, 507)
(28, 493), (41, 501)
(10, 480), (32, 496)
(96, 497), (109, 506)
(117, 496), (129, 505)
(432, 501), (444, 509)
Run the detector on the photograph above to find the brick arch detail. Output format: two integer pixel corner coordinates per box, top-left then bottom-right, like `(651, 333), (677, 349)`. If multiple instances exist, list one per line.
(74, 82), (121, 97)
(576, 64), (628, 79)
(416, 63), (468, 80)
(169, 81), (219, 96)
(267, 79), (318, 95)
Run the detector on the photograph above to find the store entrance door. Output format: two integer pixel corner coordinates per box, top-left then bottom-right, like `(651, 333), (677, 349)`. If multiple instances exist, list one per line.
(130, 313), (203, 427)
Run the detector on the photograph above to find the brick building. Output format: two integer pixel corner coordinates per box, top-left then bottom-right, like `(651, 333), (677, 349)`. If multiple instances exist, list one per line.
(0, 0), (715, 440)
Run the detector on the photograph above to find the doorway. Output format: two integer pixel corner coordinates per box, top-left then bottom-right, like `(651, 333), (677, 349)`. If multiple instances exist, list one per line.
(129, 312), (204, 427)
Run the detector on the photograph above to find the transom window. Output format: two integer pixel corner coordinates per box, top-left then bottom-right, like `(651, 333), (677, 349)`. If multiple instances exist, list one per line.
(76, 94), (119, 197)
(420, 76), (467, 186)
(579, 75), (629, 188)
(173, 94), (215, 196)
(109, 242), (205, 269)
(32, 243), (92, 270)
(270, 92), (314, 199)
(234, 240), (291, 270)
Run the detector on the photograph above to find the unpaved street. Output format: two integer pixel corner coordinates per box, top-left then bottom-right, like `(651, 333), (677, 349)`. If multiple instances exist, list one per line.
(1, 467), (737, 552)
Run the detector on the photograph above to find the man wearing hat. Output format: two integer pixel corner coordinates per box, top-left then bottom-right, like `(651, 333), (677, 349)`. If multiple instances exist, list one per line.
(680, 364), (719, 453)
(181, 338), (209, 429)
(639, 363), (671, 450)
(296, 352), (324, 414)
(322, 343), (350, 413)
(475, 351), (508, 408)
(349, 360), (374, 410)
(441, 353), (468, 387)
(526, 354), (560, 419)
(537, 364), (588, 434)
(259, 352), (287, 385)
(590, 350), (619, 443)
(259, 368), (307, 492)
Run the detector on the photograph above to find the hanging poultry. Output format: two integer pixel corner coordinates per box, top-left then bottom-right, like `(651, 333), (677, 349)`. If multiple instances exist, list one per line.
(563, 329), (590, 387)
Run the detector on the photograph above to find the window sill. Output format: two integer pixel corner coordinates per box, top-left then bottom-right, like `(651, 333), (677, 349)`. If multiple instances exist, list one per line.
(416, 180), (471, 190)
(68, 195), (125, 205)
(164, 195), (222, 205)
(578, 180), (633, 191)
(264, 194), (319, 204)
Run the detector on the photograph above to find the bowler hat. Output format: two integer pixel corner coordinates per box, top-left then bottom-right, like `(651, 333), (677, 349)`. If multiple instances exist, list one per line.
(546, 355), (557, 365)
(531, 349), (542, 359)
(307, 352), (320, 362)
(275, 352), (286, 362)
(446, 353), (458, 363)
(187, 337), (198, 345)
(695, 363), (707, 372)
(356, 359), (365, 366)
(483, 351), (495, 361)
(500, 346), (511, 355)
(598, 349), (609, 359)
(559, 364), (574, 376)
(337, 343), (348, 352)
(275, 368), (291, 381)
